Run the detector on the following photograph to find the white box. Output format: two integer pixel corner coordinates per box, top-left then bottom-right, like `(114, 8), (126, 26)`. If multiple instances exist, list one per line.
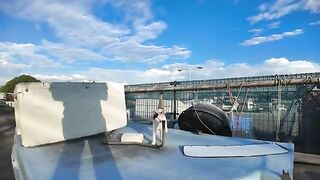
(14, 82), (127, 147)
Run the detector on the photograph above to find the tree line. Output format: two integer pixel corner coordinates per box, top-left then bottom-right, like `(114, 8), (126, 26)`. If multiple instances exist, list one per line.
(0, 75), (40, 93)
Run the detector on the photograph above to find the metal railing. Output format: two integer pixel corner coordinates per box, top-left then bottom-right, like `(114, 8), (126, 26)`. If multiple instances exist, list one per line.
(125, 72), (320, 154)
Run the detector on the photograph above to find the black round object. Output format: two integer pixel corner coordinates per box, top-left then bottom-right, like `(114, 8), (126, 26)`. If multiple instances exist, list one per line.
(178, 103), (232, 136)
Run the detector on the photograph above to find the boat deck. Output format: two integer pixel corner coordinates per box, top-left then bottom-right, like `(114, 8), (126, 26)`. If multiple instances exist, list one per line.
(12, 123), (294, 180)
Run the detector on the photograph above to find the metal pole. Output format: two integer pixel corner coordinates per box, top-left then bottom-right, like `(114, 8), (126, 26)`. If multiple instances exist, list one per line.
(173, 89), (177, 120)
(170, 81), (180, 120)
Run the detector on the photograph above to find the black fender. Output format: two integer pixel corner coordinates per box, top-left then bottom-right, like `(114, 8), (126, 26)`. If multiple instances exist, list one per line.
(178, 103), (232, 136)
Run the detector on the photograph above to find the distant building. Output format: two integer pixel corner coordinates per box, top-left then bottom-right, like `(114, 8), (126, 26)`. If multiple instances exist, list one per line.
(5, 101), (14, 108)
(4, 93), (14, 102)
(247, 98), (254, 111)
(0, 92), (5, 100)
(135, 99), (190, 120)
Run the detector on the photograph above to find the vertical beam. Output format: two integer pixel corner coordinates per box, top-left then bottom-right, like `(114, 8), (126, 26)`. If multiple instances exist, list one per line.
(276, 79), (282, 141)
(173, 90), (177, 120)
(170, 81), (180, 120)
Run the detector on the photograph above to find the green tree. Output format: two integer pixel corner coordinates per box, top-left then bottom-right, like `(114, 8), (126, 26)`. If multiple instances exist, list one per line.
(0, 75), (40, 93)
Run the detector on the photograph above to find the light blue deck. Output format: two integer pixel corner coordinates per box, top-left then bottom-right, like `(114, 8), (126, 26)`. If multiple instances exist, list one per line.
(11, 123), (294, 180)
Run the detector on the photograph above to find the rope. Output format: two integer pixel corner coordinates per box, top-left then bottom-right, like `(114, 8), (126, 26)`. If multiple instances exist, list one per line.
(226, 82), (249, 131)
(192, 104), (216, 135)
(228, 82), (244, 110)
(227, 83), (233, 104)
(236, 82), (243, 99)
(237, 88), (249, 126)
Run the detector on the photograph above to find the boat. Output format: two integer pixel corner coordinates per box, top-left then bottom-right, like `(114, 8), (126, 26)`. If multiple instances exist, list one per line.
(11, 82), (294, 180)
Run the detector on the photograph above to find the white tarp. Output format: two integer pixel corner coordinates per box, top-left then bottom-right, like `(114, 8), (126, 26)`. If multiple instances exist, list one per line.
(14, 82), (127, 147)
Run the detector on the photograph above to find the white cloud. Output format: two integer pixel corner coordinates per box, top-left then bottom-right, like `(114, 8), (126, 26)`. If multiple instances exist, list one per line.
(0, 42), (61, 67)
(108, 58), (320, 83)
(241, 29), (303, 46)
(83, 67), (180, 83)
(0, 0), (127, 48)
(304, 0), (320, 12)
(133, 21), (167, 42)
(32, 74), (87, 82)
(0, 53), (30, 69)
(310, 20), (320, 25)
(0, 40), (112, 72)
(268, 21), (281, 29)
(248, 28), (263, 36)
(247, 22), (281, 37)
(31, 58), (320, 84)
(0, 0), (189, 83)
(0, 0), (190, 64)
(101, 41), (190, 63)
(262, 57), (320, 74)
(41, 40), (106, 62)
(105, 0), (154, 23)
(0, 52), (31, 84)
(248, 0), (320, 24)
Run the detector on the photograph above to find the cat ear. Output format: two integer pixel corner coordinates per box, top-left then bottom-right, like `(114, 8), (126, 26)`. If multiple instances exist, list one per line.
(158, 94), (164, 109)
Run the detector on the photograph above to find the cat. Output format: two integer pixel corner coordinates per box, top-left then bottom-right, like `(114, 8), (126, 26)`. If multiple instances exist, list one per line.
(152, 94), (168, 145)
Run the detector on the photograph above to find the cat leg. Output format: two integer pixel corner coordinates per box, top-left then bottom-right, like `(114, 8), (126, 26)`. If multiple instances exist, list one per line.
(152, 120), (157, 145)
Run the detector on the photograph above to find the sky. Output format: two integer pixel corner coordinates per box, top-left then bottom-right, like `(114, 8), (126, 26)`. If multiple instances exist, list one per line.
(0, 0), (320, 84)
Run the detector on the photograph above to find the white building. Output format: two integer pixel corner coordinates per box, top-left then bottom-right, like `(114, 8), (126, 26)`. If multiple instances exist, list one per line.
(135, 99), (190, 120)
(0, 92), (5, 100)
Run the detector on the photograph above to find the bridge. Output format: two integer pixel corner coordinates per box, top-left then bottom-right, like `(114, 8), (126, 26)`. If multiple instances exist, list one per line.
(125, 72), (320, 92)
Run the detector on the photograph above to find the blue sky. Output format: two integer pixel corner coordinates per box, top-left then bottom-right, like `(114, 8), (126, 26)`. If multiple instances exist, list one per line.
(0, 0), (319, 84)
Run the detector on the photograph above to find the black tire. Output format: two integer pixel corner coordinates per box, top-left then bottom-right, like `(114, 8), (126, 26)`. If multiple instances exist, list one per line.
(178, 103), (232, 136)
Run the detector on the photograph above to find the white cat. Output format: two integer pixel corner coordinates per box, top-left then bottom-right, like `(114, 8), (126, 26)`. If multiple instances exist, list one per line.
(152, 95), (168, 145)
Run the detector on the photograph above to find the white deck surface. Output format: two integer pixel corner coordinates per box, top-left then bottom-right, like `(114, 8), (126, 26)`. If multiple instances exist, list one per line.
(12, 123), (294, 180)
